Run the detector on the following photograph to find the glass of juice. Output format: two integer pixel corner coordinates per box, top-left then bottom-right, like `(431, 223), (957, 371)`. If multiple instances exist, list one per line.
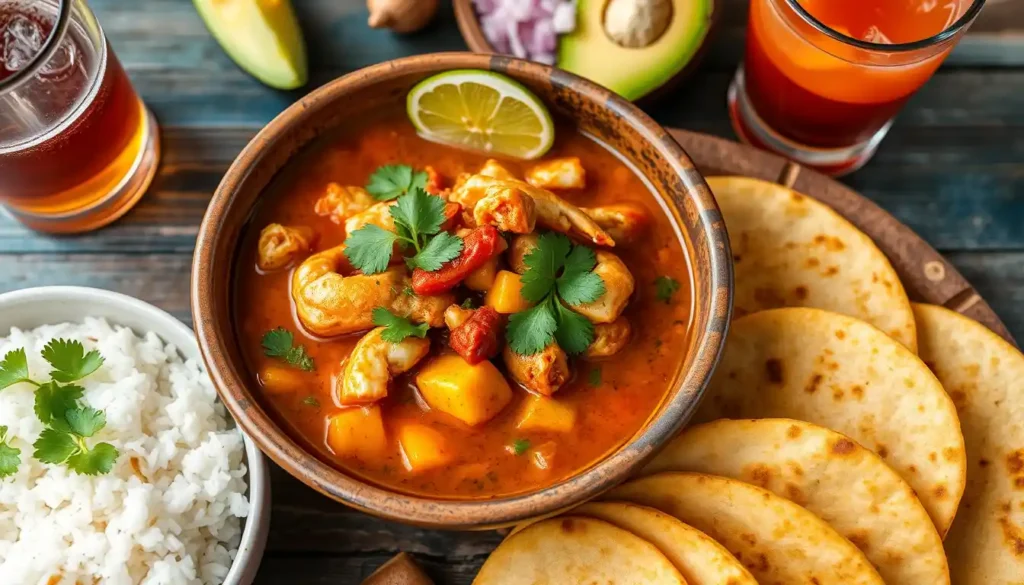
(729, 0), (985, 176)
(0, 0), (159, 233)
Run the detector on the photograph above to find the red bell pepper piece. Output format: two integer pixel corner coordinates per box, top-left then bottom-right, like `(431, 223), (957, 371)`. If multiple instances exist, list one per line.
(449, 306), (503, 365)
(412, 225), (501, 296)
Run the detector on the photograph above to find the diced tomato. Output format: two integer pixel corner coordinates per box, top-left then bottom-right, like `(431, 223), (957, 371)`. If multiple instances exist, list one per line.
(449, 306), (503, 364)
(440, 202), (461, 232)
(412, 226), (502, 295)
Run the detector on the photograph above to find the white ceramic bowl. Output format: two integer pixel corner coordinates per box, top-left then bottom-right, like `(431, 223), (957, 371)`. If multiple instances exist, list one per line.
(0, 286), (270, 585)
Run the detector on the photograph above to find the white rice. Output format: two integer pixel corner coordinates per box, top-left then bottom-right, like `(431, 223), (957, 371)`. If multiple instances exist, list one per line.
(0, 318), (249, 585)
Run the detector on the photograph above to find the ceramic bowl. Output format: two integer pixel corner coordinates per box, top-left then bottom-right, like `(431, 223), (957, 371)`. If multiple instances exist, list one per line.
(451, 0), (720, 102)
(0, 286), (271, 584)
(192, 52), (731, 529)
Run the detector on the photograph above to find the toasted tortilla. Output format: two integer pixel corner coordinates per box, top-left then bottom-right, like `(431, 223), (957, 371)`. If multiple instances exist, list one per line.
(473, 516), (685, 585)
(606, 473), (884, 585)
(914, 303), (1024, 583)
(573, 501), (757, 585)
(695, 307), (966, 535)
(644, 418), (948, 585)
(708, 176), (916, 351)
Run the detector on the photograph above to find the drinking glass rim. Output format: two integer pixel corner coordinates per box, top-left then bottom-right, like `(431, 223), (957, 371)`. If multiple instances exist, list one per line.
(782, 0), (987, 52)
(0, 0), (72, 95)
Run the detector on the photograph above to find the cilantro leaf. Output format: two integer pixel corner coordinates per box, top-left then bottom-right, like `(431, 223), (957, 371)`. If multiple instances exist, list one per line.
(461, 297), (477, 309)
(372, 308), (430, 343)
(344, 225), (398, 275)
(302, 396), (320, 408)
(558, 246), (605, 306)
(507, 302), (558, 355)
(520, 233), (572, 303)
(34, 382), (84, 429)
(511, 439), (530, 456)
(261, 328), (315, 371)
(42, 339), (104, 383)
(0, 426), (20, 478)
(366, 165), (428, 201)
(408, 232), (463, 271)
(0, 348), (30, 391)
(64, 406), (106, 438)
(588, 367), (602, 388)
(655, 276), (681, 304)
(67, 442), (118, 476)
(554, 301), (596, 355)
(33, 428), (79, 465)
(390, 188), (448, 238)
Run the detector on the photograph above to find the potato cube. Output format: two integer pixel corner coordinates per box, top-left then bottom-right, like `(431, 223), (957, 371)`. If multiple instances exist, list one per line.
(327, 405), (388, 461)
(259, 364), (309, 394)
(484, 271), (533, 314)
(464, 256), (500, 291)
(416, 355), (512, 426)
(515, 394), (577, 433)
(397, 423), (453, 472)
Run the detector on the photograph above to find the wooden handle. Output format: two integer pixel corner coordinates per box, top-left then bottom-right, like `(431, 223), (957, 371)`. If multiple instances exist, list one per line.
(362, 553), (434, 585)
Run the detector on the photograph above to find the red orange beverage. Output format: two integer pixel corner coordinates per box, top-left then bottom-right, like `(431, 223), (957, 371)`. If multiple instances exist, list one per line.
(0, 0), (158, 232)
(729, 0), (984, 175)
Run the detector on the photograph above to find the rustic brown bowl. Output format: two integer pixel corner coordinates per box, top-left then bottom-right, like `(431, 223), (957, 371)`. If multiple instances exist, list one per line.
(452, 0), (720, 103)
(191, 52), (732, 529)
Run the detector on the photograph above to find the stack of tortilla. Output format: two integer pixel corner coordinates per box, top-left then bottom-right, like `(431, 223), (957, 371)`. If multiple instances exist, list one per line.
(473, 177), (1024, 585)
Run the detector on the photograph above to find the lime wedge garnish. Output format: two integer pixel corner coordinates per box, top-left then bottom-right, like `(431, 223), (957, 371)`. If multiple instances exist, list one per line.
(406, 70), (555, 160)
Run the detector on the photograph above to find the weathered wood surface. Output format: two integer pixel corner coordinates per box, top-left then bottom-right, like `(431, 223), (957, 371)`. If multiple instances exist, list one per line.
(1, 0), (1022, 582)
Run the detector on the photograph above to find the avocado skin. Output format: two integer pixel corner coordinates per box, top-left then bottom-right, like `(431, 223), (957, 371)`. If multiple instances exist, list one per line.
(558, 0), (715, 101)
(194, 0), (309, 90)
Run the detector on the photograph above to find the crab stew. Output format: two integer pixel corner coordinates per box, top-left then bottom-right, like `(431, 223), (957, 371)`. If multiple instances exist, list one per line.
(235, 114), (693, 498)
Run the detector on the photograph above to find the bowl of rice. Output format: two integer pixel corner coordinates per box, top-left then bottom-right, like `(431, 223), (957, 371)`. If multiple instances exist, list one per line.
(0, 286), (269, 585)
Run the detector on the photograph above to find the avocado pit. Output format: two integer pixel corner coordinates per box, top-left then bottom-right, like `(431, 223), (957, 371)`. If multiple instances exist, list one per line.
(604, 0), (674, 48)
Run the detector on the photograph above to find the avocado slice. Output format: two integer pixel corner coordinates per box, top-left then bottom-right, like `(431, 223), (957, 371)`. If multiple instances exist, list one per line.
(194, 0), (308, 90)
(558, 0), (713, 101)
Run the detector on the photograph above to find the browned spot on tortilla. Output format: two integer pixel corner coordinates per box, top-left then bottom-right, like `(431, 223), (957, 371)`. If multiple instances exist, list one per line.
(964, 363), (981, 377)
(745, 464), (773, 488)
(786, 424), (802, 439)
(733, 253), (742, 263)
(851, 385), (864, 399)
(830, 438), (856, 456)
(1008, 450), (1024, 474)
(998, 515), (1024, 557)
(908, 465), (918, 474)
(832, 388), (845, 401)
(784, 482), (807, 505)
(752, 554), (770, 572)
(764, 359), (784, 384)
(929, 452), (938, 463)
(793, 285), (808, 300)
(824, 265), (839, 276)
(846, 531), (871, 551)
(804, 374), (823, 394)
(884, 549), (905, 564)
(805, 257), (820, 268)
(834, 329), (846, 340)
(980, 458), (991, 468)
(949, 389), (968, 410)
(903, 377), (916, 389)
(754, 287), (785, 307)
(934, 484), (948, 499)
(943, 447), (961, 463)
(560, 518), (580, 533)
(740, 532), (757, 546)
(877, 445), (889, 459)
(810, 578), (821, 585)
(784, 241), (797, 250)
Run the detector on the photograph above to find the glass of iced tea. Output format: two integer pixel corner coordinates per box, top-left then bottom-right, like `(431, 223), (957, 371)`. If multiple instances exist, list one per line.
(729, 0), (985, 176)
(0, 0), (159, 233)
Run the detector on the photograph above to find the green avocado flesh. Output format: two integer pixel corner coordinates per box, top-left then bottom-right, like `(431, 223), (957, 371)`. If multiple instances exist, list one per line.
(558, 0), (713, 101)
(194, 0), (308, 90)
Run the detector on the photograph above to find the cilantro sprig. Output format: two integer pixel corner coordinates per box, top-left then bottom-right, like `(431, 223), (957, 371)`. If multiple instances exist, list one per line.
(366, 164), (429, 201)
(344, 188), (463, 275)
(655, 276), (681, 304)
(373, 308), (430, 343)
(506, 233), (606, 356)
(261, 328), (315, 371)
(0, 339), (119, 476)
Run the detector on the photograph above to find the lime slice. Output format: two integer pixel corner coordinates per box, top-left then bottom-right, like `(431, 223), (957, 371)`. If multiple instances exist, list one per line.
(194, 0), (308, 90)
(407, 70), (555, 160)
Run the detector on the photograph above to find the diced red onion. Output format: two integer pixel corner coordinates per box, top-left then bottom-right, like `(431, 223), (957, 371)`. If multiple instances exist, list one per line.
(472, 0), (576, 65)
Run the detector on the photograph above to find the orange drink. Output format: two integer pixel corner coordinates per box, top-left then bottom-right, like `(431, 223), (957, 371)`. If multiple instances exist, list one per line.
(729, 0), (985, 175)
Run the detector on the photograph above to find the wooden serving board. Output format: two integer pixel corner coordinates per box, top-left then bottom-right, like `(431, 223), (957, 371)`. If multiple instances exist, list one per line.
(668, 128), (1017, 348)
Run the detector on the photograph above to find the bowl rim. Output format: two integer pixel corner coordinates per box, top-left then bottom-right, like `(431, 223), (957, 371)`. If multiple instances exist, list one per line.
(192, 52), (732, 529)
(0, 285), (270, 585)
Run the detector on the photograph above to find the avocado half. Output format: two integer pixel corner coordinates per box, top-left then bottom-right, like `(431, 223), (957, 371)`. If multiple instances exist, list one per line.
(558, 0), (714, 101)
(193, 0), (308, 90)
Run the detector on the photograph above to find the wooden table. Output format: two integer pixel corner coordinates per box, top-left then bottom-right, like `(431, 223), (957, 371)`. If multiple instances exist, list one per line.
(4, 0), (1022, 582)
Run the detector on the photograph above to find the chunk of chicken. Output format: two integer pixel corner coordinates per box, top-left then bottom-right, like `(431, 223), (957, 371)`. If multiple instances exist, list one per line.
(572, 251), (635, 324)
(337, 327), (431, 405)
(582, 203), (652, 245)
(314, 183), (376, 225)
(444, 304), (474, 330)
(344, 201), (395, 235)
(508, 234), (539, 275)
(585, 317), (632, 358)
(292, 246), (451, 337)
(526, 157), (586, 190)
(503, 343), (570, 396)
(257, 224), (314, 272)
(451, 176), (614, 246)
(473, 185), (537, 234)
(479, 159), (515, 180)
